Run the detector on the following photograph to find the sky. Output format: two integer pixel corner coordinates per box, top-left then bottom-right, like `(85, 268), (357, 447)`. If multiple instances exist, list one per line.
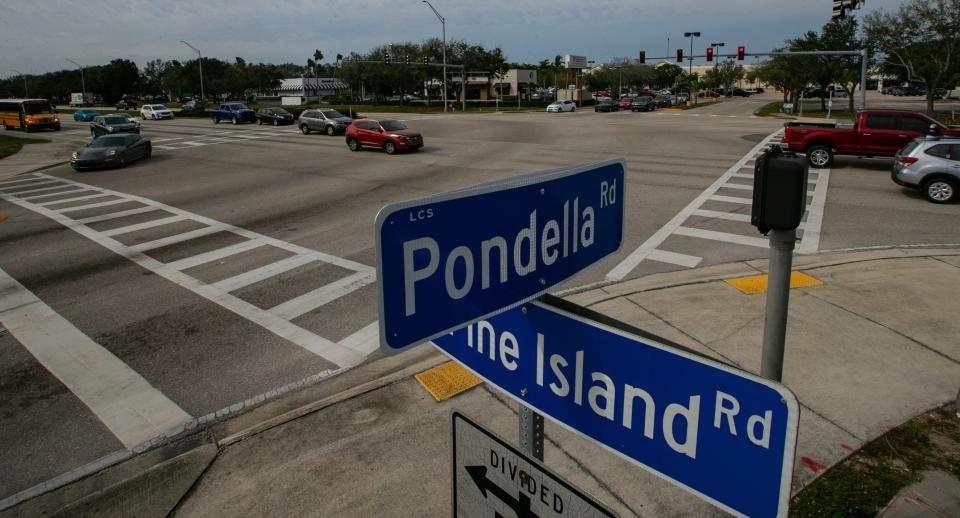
(0, 0), (906, 77)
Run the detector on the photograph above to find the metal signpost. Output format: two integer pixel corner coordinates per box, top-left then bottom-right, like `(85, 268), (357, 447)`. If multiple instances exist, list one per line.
(452, 412), (617, 518)
(435, 298), (799, 518)
(375, 159), (625, 352)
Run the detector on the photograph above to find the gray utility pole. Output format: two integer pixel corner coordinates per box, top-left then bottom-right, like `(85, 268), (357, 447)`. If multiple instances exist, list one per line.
(11, 69), (28, 97)
(684, 32), (700, 104)
(760, 229), (796, 382)
(65, 59), (85, 99)
(180, 40), (205, 102)
(422, 0), (447, 113)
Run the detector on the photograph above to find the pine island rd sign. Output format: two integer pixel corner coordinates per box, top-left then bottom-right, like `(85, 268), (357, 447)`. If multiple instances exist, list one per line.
(376, 160), (625, 352)
(434, 303), (800, 518)
(453, 412), (618, 518)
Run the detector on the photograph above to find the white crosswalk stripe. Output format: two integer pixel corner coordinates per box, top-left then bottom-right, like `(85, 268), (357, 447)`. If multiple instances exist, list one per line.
(0, 173), (378, 369)
(607, 130), (830, 279)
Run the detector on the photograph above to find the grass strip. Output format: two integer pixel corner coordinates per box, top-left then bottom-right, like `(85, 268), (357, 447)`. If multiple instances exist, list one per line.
(0, 134), (50, 160)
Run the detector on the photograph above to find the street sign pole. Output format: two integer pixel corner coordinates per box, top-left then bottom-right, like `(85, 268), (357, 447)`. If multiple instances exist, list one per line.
(518, 403), (544, 460)
(760, 229), (797, 383)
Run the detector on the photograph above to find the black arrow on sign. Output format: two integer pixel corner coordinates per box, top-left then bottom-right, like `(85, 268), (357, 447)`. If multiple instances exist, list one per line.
(466, 465), (541, 518)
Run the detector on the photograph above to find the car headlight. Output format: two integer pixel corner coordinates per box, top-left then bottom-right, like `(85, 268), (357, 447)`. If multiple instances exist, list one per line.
(54, 117), (60, 122)
(71, 152), (78, 159)
(107, 126), (114, 132)
(105, 149), (117, 156)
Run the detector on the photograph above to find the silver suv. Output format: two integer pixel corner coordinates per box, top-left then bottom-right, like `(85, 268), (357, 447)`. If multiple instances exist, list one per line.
(892, 136), (960, 203)
(297, 108), (352, 136)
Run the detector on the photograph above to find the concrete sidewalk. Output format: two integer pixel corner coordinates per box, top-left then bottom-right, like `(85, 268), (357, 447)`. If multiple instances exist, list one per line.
(0, 134), (74, 181)
(169, 246), (960, 517)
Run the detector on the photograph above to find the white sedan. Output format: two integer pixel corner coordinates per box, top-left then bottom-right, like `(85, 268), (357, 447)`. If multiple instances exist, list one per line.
(546, 100), (577, 113)
(140, 104), (174, 120)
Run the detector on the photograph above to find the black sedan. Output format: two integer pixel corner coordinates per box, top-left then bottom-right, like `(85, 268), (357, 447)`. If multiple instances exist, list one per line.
(71, 134), (152, 170)
(594, 99), (619, 112)
(257, 107), (295, 126)
(630, 97), (656, 112)
(90, 114), (140, 138)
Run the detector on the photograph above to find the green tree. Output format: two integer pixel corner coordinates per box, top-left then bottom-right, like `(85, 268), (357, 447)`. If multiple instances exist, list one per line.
(864, 0), (960, 112)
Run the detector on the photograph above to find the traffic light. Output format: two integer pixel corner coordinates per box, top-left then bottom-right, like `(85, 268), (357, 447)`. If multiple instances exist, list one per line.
(384, 51), (391, 65)
(832, 0), (846, 19)
(638, 51), (645, 64)
(706, 48), (713, 62)
(404, 54), (411, 65)
(676, 48), (683, 63)
(737, 46), (745, 60)
(422, 55), (429, 65)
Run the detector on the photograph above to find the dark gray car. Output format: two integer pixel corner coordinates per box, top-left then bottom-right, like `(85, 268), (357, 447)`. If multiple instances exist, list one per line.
(90, 114), (140, 138)
(70, 134), (152, 170)
(298, 108), (352, 136)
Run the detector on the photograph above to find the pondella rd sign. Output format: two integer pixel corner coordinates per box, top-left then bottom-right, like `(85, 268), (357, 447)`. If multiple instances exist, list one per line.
(375, 160), (625, 352)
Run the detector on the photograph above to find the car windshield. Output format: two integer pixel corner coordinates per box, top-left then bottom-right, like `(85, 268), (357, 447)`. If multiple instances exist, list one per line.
(380, 120), (407, 131)
(900, 140), (923, 156)
(152, 105), (166, 110)
(228, 104), (249, 110)
(104, 116), (130, 124)
(89, 136), (126, 148)
(24, 103), (53, 115)
(320, 110), (344, 118)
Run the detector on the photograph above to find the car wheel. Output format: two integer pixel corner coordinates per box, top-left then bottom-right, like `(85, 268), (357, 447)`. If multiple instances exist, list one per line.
(347, 137), (360, 151)
(924, 178), (956, 204)
(119, 155), (126, 167)
(91, 129), (96, 138)
(258, 119), (263, 125)
(300, 124), (311, 135)
(273, 119), (278, 127)
(326, 125), (335, 136)
(145, 143), (152, 158)
(571, 107), (576, 112)
(806, 145), (833, 169)
(384, 141), (397, 155)
(214, 117), (220, 124)
(231, 117), (237, 125)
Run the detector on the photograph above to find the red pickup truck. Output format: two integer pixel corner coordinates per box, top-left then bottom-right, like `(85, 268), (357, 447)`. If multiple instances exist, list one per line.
(782, 110), (960, 168)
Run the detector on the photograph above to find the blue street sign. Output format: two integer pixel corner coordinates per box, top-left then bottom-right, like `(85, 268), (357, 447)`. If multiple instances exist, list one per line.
(376, 160), (625, 352)
(434, 302), (799, 518)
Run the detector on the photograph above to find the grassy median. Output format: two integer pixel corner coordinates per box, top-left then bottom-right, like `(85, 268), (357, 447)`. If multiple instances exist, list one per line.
(0, 134), (50, 160)
(789, 403), (960, 517)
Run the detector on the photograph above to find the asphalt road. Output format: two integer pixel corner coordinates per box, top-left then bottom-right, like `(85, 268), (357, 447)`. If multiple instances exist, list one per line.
(0, 93), (957, 503)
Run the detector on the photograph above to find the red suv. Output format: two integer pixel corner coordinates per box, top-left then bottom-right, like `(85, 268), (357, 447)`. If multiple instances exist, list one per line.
(345, 118), (423, 154)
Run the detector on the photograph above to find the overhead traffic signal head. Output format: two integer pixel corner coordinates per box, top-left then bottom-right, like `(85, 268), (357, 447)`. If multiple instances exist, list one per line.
(676, 48), (683, 63)
(737, 46), (745, 60)
(638, 51), (645, 64)
(404, 54), (411, 65)
(706, 48), (714, 62)
(832, 0), (846, 19)
(384, 51), (391, 65)
(422, 55), (429, 65)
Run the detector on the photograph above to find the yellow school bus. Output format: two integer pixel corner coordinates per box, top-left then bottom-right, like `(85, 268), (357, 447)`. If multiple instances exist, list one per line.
(0, 99), (61, 132)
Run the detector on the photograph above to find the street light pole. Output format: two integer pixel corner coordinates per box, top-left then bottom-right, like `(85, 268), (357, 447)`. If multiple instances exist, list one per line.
(65, 59), (86, 102)
(181, 40), (205, 102)
(684, 31), (700, 104)
(422, 0), (447, 113)
(11, 69), (27, 98)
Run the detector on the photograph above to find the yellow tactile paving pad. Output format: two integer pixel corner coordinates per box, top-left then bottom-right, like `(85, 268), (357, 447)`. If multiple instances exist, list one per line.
(725, 272), (823, 294)
(415, 361), (483, 401)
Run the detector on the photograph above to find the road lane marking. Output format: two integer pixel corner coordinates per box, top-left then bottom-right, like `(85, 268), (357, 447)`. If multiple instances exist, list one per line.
(21, 187), (90, 201)
(0, 175), (41, 186)
(211, 253), (317, 292)
(797, 167), (830, 254)
(269, 271), (375, 320)
(37, 193), (113, 206)
(0, 173), (372, 368)
(166, 240), (266, 270)
(102, 215), (187, 237)
(708, 194), (753, 204)
(692, 209), (752, 222)
(647, 249), (703, 268)
(674, 226), (770, 248)
(338, 321), (380, 355)
(75, 206), (161, 224)
(1, 182), (70, 195)
(0, 267), (192, 448)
